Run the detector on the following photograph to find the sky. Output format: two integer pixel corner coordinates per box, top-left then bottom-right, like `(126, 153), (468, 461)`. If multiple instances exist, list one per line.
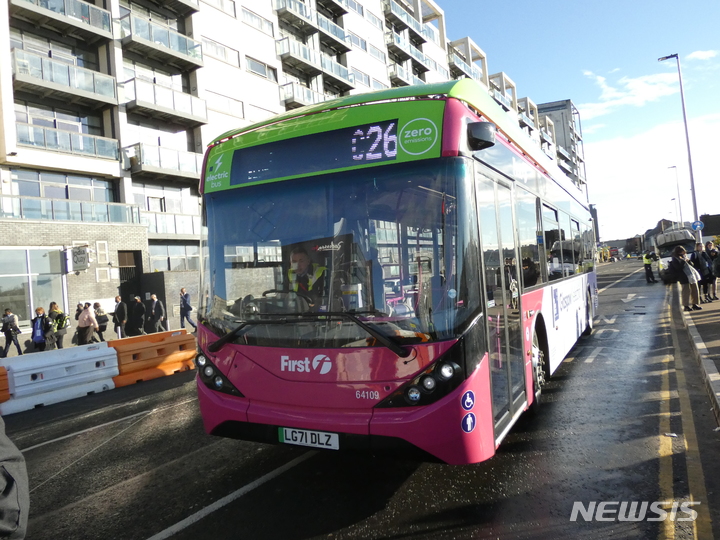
(441, 1), (720, 242)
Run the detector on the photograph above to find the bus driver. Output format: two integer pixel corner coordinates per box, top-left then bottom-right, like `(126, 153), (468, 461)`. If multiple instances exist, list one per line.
(287, 247), (326, 307)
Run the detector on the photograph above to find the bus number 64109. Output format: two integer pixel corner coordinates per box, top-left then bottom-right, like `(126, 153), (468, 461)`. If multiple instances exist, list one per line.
(356, 390), (380, 400)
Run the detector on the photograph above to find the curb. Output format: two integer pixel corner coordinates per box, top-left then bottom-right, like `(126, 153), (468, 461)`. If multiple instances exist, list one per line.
(679, 291), (720, 426)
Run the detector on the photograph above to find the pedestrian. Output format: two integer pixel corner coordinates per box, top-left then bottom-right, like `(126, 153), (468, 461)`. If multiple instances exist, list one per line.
(93, 302), (108, 342)
(147, 294), (166, 333)
(179, 288), (197, 331)
(72, 302), (83, 345)
(669, 245), (702, 312)
(0, 308), (23, 358)
(711, 248), (720, 300)
(76, 302), (99, 345)
(47, 302), (69, 350)
(643, 249), (658, 283)
(112, 296), (127, 339)
(689, 242), (713, 303)
(705, 242), (718, 301)
(30, 307), (51, 352)
(128, 296), (146, 336)
(0, 415), (30, 539)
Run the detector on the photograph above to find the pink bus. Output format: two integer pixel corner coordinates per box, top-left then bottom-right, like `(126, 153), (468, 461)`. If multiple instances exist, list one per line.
(195, 80), (596, 464)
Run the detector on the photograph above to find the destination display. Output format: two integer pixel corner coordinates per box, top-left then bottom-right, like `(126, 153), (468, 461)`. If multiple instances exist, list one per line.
(230, 119), (398, 187)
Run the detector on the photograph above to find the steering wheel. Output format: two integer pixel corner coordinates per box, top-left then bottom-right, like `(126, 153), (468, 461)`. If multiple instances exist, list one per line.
(261, 289), (314, 304)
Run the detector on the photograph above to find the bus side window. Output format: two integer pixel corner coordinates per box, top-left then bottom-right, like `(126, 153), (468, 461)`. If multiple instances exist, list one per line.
(542, 205), (562, 281)
(515, 188), (543, 288)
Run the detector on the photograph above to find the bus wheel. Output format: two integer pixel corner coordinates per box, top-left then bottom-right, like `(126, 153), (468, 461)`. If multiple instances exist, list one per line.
(530, 330), (546, 412)
(582, 292), (593, 336)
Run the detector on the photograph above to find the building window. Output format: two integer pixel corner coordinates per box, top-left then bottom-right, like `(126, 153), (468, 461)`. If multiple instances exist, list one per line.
(347, 32), (367, 52)
(372, 79), (388, 90)
(96, 267), (111, 282)
(149, 244), (200, 272)
(366, 10), (383, 30)
(369, 44), (386, 63)
(96, 241), (109, 265)
(14, 101), (102, 137)
(242, 7), (273, 36)
(201, 37), (240, 66)
(246, 57), (277, 81)
(347, 0), (364, 16)
(10, 170), (116, 203)
(351, 68), (369, 87)
(202, 0), (236, 16)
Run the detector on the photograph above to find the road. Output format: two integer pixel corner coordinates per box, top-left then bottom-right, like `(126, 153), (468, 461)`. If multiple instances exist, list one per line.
(7, 259), (720, 540)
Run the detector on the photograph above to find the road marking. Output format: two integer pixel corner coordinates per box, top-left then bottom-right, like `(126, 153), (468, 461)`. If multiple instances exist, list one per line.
(666, 301), (714, 540)
(145, 452), (314, 540)
(600, 316), (617, 324)
(584, 347), (604, 363)
(621, 293), (638, 303)
(597, 267), (644, 294)
(20, 398), (197, 453)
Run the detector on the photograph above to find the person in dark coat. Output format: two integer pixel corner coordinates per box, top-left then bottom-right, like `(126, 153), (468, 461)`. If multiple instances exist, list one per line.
(30, 307), (52, 352)
(0, 415), (29, 539)
(1, 309), (23, 358)
(128, 296), (146, 336)
(179, 288), (197, 331)
(147, 294), (166, 333)
(112, 296), (127, 339)
(47, 302), (68, 350)
(669, 245), (701, 312)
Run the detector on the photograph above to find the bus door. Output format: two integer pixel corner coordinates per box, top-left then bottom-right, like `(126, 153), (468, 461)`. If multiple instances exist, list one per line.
(475, 170), (526, 439)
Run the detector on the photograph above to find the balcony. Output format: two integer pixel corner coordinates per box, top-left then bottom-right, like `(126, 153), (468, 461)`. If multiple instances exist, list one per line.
(12, 49), (117, 108)
(122, 143), (203, 181)
(470, 64), (485, 85)
(382, 0), (426, 43)
(274, 0), (317, 35)
(556, 145), (571, 161)
(281, 82), (326, 108)
(320, 54), (354, 91)
(490, 87), (512, 111)
(16, 122), (118, 160)
(411, 74), (425, 86)
(388, 63), (411, 86)
(9, 0), (112, 43)
(0, 195), (140, 224)
(518, 112), (535, 130)
(557, 158), (572, 174)
(118, 13), (203, 74)
(540, 128), (554, 145)
(276, 37), (322, 76)
(385, 32), (411, 62)
(448, 51), (472, 79)
(316, 0), (348, 16)
(124, 78), (207, 128)
(141, 211), (201, 239)
(317, 13), (350, 53)
(162, 0), (199, 17)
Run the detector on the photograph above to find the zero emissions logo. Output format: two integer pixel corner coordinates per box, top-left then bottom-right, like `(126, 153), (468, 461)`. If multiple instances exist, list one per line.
(399, 118), (438, 156)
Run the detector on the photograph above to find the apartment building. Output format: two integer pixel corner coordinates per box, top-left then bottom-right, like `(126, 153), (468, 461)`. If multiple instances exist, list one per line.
(0, 0), (587, 324)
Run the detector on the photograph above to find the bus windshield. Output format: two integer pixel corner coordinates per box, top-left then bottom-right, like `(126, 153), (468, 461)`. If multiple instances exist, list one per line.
(200, 157), (481, 349)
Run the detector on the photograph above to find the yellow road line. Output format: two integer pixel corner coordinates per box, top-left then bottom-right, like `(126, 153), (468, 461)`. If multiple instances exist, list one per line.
(658, 345), (674, 540)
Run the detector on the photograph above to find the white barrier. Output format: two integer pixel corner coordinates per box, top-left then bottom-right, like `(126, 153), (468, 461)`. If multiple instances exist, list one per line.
(0, 343), (119, 415)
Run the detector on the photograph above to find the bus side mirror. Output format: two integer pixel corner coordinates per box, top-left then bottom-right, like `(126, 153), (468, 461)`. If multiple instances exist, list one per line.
(467, 122), (496, 151)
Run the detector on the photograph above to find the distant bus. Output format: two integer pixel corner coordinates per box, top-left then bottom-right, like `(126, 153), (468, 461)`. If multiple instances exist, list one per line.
(194, 80), (597, 464)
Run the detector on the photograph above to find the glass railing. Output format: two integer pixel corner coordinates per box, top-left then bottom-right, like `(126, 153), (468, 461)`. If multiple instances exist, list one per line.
(490, 88), (512, 110)
(422, 23), (439, 44)
(12, 49), (116, 100)
(317, 13), (346, 43)
(124, 78), (207, 120)
(411, 74), (425, 85)
(118, 13), (202, 62)
(141, 211), (201, 235)
(16, 122), (118, 159)
(0, 195), (139, 223)
(448, 51), (471, 75)
(280, 82), (325, 105)
(470, 63), (484, 83)
(15, 0), (111, 33)
(276, 37), (321, 68)
(388, 63), (410, 82)
(540, 129), (553, 144)
(122, 143), (203, 175)
(383, 0), (424, 38)
(274, 0), (314, 23)
(519, 112), (535, 129)
(557, 146), (571, 160)
(320, 54), (353, 85)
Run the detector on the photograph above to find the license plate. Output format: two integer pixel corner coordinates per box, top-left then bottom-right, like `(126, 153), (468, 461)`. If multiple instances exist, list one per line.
(279, 427), (339, 450)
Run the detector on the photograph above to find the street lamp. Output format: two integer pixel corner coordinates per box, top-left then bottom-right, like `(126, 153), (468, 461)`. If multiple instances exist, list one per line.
(658, 53), (699, 239)
(668, 165), (683, 226)
(670, 198), (679, 228)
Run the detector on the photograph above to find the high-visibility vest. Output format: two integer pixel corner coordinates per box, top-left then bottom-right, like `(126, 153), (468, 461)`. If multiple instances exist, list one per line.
(288, 265), (326, 292)
(643, 253), (652, 265)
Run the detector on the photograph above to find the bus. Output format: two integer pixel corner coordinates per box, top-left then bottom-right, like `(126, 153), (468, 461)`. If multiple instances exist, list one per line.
(195, 79), (597, 465)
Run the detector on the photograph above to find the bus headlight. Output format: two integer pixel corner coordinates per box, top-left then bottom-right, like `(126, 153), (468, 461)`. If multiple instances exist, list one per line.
(196, 355), (207, 368)
(405, 386), (422, 403)
(213, 376), (224, 389)
(420, 375), (436, 392)
(203, 366), (214, 378)
(437, 362), (457, 381)
(196, 353), (244, 397)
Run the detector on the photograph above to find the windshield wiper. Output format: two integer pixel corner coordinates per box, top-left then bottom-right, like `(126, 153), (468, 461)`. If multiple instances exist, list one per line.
(206, 311), (410, 358)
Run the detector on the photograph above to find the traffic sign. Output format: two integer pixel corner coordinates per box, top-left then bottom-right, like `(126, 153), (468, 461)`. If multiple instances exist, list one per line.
(691, 220), (704, 231)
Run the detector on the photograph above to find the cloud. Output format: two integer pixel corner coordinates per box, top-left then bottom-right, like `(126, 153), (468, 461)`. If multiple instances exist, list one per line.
(687, 50), (718, 61)
(578, 71), (678, 121)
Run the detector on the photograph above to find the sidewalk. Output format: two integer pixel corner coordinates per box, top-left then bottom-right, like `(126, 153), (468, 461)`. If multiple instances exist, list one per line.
(678, 286), (720, 426)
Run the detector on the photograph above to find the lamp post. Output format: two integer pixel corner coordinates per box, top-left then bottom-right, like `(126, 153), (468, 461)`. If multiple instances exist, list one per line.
(658, 54), (699, 239)
(668, 165), (683, 227)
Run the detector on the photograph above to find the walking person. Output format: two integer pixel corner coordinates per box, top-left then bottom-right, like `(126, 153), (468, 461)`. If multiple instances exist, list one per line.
(93, 302), (109, 342)
(76, 303), (99, 345)
(0, 308), (23, 358)
(147, 294), (166, 333)
(47, 302), (69, 350)
(689, 242), (713, 303)
(179, 288), (197, 331)
(669, 245), (702, 312)
(128, 296), (146, 336)
(112, 296), (127, 339)
(30, 307), (52, 352)
(705, 242), (718, 300)
(643, 249), (658, 283)
(72, 302), (83, 345)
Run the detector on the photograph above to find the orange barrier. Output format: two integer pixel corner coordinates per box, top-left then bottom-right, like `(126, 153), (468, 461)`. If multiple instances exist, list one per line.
(0, 367), (8, 403)
(109, 330), (196, 387)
